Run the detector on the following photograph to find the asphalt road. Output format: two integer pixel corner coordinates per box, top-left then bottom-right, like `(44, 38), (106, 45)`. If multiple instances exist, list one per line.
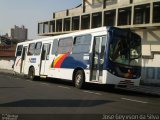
(0, 73), (160, 119)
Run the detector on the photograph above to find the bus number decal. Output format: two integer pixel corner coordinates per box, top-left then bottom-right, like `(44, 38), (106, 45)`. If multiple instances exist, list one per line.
(29, 58), (36, 63)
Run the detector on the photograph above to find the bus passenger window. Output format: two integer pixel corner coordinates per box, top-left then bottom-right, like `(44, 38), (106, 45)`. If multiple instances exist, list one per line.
(57, 37), (73, 54)
(52, 39), (58, 55)
(34, 42), (42, 55)
(46, 44), (51, 55)
(72, 34), (91, 53)
(28, 43), (35, 55)
(16, 45), (23, 56)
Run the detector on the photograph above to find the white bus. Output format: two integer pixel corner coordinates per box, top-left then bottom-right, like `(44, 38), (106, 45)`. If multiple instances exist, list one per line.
(13, 27), (141, 88)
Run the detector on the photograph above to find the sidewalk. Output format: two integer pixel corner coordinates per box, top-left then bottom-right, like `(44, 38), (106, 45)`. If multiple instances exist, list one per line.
(0, 69), (160, 96)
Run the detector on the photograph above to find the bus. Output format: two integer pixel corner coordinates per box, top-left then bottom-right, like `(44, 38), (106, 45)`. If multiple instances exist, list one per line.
(13, 27), (141, 88)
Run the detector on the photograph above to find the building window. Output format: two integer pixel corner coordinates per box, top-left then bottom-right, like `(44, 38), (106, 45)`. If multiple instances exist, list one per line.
(92, 12), (102, 28)
(63, 18), (71, 31)
(28, 43), (35, 56)
(104, 10), (116, 26)
(44, 22), (49, 33)
(34, 42), (42, 55)
(58, 37), (73, 54)
(16, 45), (23, 56)
(50, 21), (55, 33)
(134, 12), (142, 24)
(72, 16), (80, 30)
(153, 2), (160, 23)
(56, 19), (62, 32)
(81, 14), (90, 29)
(72, 35), (92, 53)
(118, 7), (131, 26)
(38, 23), (43, 34)
(134, 4), (150, 24)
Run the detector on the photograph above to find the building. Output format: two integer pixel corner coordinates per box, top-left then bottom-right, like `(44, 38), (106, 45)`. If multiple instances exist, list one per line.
(0, 35), (12, 45)
(11, 25), (28, 41)
(0, 34), (20, 45)
(38, 0), (160, 85)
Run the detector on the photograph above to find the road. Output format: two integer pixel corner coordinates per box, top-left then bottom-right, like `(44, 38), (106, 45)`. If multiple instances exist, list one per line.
(0, 73), (160, 119)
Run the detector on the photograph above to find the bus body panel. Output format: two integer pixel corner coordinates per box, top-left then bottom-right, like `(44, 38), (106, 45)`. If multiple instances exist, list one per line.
(14, 56), (22, 73)
(99, 70), (140, 86)
(48, 68), (74, 80)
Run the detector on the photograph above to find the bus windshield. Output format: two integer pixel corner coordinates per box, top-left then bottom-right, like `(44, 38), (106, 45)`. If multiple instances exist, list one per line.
(109, 30), (141, 67)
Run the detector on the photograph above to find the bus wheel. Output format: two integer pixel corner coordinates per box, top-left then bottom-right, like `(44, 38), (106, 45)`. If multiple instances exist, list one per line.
(28, 67), (35, 80)
(74, 70), (84, 89)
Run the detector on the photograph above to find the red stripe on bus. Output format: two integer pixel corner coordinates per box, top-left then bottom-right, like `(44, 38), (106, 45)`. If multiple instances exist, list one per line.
(54, 53), (69, 68)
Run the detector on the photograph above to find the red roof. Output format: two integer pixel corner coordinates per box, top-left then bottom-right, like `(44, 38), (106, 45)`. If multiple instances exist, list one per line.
(0, 51), (15, 57)
(0, 45), (16, 57)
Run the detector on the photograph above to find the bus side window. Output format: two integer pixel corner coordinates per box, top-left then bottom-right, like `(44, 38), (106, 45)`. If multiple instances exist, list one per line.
(52, 39), (58, 55)
(57, 37), (73, 54)
(16, 45), (23, 56)
(34, 42), (42, 55)
(41, 44), (51, 60)
(28, 43), (35, 56)
(72, 34), (91, 53)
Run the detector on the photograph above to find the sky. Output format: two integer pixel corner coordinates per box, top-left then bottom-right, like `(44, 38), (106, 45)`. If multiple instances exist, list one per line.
(0, 0), (81, 39)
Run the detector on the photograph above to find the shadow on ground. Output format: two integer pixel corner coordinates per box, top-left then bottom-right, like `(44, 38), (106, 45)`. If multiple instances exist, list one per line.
(45, 78), (160, 98)
(0, 99), (113, 107)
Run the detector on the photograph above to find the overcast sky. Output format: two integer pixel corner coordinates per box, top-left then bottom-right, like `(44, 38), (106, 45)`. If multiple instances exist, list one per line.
(0, 0), (81, 39)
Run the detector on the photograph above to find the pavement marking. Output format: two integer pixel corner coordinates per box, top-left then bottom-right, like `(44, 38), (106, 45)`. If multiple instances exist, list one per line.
(83, 90), (102, 96)
(41, 83), (50, 86)
(15, 78), (21, 80)
(26, 80), (34, 83)
(58, 86), (71, 89)
(121, 98), (149, 104)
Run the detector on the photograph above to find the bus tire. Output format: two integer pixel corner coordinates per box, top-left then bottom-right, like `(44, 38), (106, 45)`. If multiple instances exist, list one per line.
(74, 70), (85, 89)
(28, 67), (36, 80)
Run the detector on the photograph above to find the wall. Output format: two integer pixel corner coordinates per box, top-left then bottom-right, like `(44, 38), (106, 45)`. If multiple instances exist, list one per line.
(141, 55), (160, 84)
(134, 28), (160, 85)
(0, 57), (14, 70)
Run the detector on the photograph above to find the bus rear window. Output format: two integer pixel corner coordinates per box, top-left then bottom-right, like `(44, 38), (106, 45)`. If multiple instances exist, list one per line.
(16, 45), (23, 56)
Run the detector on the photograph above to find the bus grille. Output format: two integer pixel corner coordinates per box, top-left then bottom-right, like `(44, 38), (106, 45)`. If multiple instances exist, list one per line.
(119, 80), (134, 86)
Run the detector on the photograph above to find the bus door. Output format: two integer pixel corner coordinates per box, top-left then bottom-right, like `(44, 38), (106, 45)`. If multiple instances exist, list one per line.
(91, 36), (106, 82)
(40, 43), (51, 75)
(14, 45), (23, 73)
(20, 46), (27, 73)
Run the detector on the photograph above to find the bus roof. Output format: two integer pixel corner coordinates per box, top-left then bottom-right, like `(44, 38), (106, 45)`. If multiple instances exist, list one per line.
(17, 26), (111, 45)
